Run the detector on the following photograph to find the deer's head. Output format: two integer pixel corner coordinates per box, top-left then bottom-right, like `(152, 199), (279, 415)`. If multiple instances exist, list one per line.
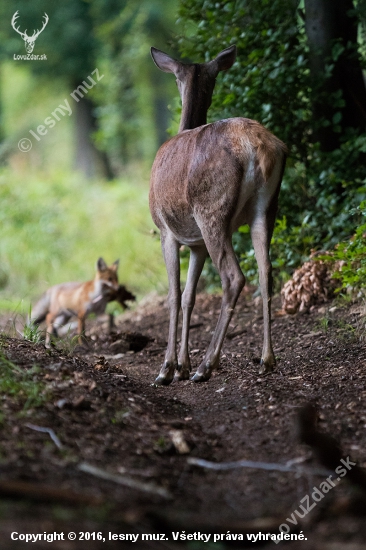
(151, 45), (236, 132)
(11, 11), (49, 54)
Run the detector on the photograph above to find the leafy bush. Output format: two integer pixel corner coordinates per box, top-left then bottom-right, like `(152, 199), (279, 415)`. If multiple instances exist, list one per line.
(176, 0), (366, 290)
(328, 200), (366, 291)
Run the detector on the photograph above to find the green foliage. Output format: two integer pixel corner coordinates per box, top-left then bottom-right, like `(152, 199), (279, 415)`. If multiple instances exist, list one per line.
(177, 0), (366, 288)
(317, 315), (330, 332)
(328, 200), (366, 290)
(1, 62), (73, 171)
(0, 167), (167, 311)
(0, 0), (180, 167)
(51, 330), (80, 356)
(0, 348), (46, 410)
(178, 0), (308, 158)
(92, 0), (180, 165)
(0, 0), (98, 83)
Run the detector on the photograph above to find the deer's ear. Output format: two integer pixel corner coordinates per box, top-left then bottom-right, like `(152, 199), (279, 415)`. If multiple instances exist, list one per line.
(207, 45), (237, 76)
(151, 47), (182, 75)
(97, 257), (107, 271)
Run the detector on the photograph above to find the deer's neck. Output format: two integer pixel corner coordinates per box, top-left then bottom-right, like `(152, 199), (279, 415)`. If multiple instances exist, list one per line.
(178, 66), (209, 132)
(179, 106), (208, 132)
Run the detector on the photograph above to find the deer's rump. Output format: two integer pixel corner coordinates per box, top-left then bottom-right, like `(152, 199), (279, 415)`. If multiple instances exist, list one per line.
(149, 117), (286, 245)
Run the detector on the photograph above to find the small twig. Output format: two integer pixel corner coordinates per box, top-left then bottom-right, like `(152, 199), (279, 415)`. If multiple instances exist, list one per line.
(285, 453), (312, 467)
(189, 323), (203, 329)
(226, 328), (247, 340)
(25, 423), (62, 449)
(147, 347), (166, 355)
(78, 462), (172, 499)
(187, 457), (331, 476)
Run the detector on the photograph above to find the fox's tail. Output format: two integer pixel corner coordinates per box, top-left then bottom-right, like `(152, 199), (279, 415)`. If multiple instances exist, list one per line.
(30, 291), (51, 325)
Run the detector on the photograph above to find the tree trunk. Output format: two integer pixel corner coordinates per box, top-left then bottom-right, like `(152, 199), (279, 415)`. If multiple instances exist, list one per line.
(73, 95), (114, 180)
(336, 1), (366, 131)
(305, 0), (366, 151)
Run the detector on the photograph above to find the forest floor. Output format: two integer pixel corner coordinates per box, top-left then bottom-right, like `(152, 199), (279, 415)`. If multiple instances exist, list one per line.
(0, 291), (366, 549)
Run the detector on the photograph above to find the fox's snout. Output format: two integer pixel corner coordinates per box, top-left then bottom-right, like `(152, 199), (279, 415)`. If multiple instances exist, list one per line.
(101, 278), (119, 290)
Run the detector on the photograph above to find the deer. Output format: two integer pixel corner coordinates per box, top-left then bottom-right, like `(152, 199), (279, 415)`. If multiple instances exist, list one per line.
(149, 45), (287, 385)
(11, 11), (49, 54)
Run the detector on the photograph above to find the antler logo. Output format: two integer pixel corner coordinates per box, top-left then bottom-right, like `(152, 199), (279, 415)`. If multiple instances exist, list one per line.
(11, 11), (49, 54)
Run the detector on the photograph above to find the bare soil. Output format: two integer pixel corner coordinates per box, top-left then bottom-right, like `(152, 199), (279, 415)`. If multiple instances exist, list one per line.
(1, 291), (366, 549)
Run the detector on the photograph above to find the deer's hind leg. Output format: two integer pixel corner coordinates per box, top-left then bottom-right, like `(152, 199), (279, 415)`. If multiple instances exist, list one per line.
(176, 244), (207, 381)
(250, 214), (275, 373)
(249, 176), (282, 374)
(192, 233), (245, 382)
(155, 230), (181, 386)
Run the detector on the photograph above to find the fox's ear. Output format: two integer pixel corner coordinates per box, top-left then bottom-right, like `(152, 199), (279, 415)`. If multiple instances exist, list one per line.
(112, 259), (119, 272)
(97, 257), (107, 271)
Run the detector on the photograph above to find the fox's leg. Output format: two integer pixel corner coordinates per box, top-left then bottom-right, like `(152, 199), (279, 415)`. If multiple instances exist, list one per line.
(77, 314), (87, 345)
(45, 313), (58, 348)
(54, 312), (72, 328)
(53, 312), (74, 338)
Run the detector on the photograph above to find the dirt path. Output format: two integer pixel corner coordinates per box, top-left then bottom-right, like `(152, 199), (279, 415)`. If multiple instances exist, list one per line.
(0, 292), (366, 549)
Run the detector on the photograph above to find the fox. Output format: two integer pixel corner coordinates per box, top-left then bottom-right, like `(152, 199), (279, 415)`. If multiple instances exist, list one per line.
(31, 258), (120, 347)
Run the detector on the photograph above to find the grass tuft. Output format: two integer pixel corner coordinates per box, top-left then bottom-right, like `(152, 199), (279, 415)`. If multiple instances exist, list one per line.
(0, 351), (47, 411)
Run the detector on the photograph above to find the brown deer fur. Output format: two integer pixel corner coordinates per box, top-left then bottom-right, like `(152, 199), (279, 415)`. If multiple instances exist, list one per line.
(150, 45), (287, 385)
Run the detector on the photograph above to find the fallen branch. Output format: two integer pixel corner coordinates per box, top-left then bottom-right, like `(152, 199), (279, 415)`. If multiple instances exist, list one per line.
(0, 479), (103, 506)
(187, 457), (331, 476)
(78, 462), (172, 499)
(25, 423), (62, 449)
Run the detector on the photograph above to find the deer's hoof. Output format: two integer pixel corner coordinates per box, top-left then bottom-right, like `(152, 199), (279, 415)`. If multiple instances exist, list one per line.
(154, 374), (174, 386)
(259, 359), (274, 375)
(175, 371), (190, 381)
(191, 370), (211, 383)
(175, 364), (190, 381)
